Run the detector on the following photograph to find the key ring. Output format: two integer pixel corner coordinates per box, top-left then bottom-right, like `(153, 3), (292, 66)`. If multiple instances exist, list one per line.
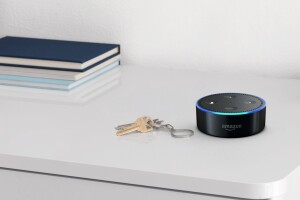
(115, 117), (194, 138)
(161, 124), (194, 138)
(171, 128), (194, 138)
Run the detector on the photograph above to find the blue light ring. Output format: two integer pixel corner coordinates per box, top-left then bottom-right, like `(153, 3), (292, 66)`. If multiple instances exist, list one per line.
(196, 94), (266, 116)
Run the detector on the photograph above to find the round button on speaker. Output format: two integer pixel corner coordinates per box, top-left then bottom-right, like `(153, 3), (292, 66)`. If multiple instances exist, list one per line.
(196, 93), (266, 138)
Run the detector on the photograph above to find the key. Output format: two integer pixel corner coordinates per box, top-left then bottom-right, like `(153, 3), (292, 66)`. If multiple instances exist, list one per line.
(115, 123), (135, 130)
(116, 116), (153, 136)
(115, 118), (161, 130)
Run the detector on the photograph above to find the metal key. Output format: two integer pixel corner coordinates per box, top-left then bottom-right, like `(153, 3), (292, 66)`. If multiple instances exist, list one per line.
(115, 117), (194, 138)
(115, 119), (162, 130)
(116, 116), (153, 136)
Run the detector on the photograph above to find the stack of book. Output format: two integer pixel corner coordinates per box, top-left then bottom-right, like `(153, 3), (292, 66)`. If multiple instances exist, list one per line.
(0, 36), (121, 90)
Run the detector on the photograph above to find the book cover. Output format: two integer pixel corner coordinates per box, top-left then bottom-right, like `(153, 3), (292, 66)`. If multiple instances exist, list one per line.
(0, 36), (120, 70)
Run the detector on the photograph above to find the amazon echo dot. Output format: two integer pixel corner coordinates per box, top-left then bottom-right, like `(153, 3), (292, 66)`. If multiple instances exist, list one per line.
(196, 93), (266, 138)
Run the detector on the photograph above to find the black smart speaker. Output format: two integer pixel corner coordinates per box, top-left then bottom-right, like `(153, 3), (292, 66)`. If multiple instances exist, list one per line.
(196, 93), (266, 138)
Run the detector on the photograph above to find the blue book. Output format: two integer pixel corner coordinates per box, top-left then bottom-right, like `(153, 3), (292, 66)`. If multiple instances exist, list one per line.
(0, 36), (120, 71)
(0, 61), (120, 90)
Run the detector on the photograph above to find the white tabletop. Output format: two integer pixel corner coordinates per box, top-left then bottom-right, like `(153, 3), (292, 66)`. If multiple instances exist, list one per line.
(0, 65), (299, 199)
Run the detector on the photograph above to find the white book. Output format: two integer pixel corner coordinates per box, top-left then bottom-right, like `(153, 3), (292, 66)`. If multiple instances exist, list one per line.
(0, 55), (120, 80)
(0, 72), (121, 104)
(0, 62), (121, 90)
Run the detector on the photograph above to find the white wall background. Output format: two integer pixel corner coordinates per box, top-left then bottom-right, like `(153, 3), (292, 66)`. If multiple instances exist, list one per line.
(0, 0), (300, 79)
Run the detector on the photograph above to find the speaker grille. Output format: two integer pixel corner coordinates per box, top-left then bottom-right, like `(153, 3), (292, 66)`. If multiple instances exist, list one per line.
(197, 93), (264, 113)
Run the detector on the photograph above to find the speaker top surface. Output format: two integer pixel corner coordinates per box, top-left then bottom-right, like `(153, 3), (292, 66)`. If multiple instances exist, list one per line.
(197, 93), (266, 114)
